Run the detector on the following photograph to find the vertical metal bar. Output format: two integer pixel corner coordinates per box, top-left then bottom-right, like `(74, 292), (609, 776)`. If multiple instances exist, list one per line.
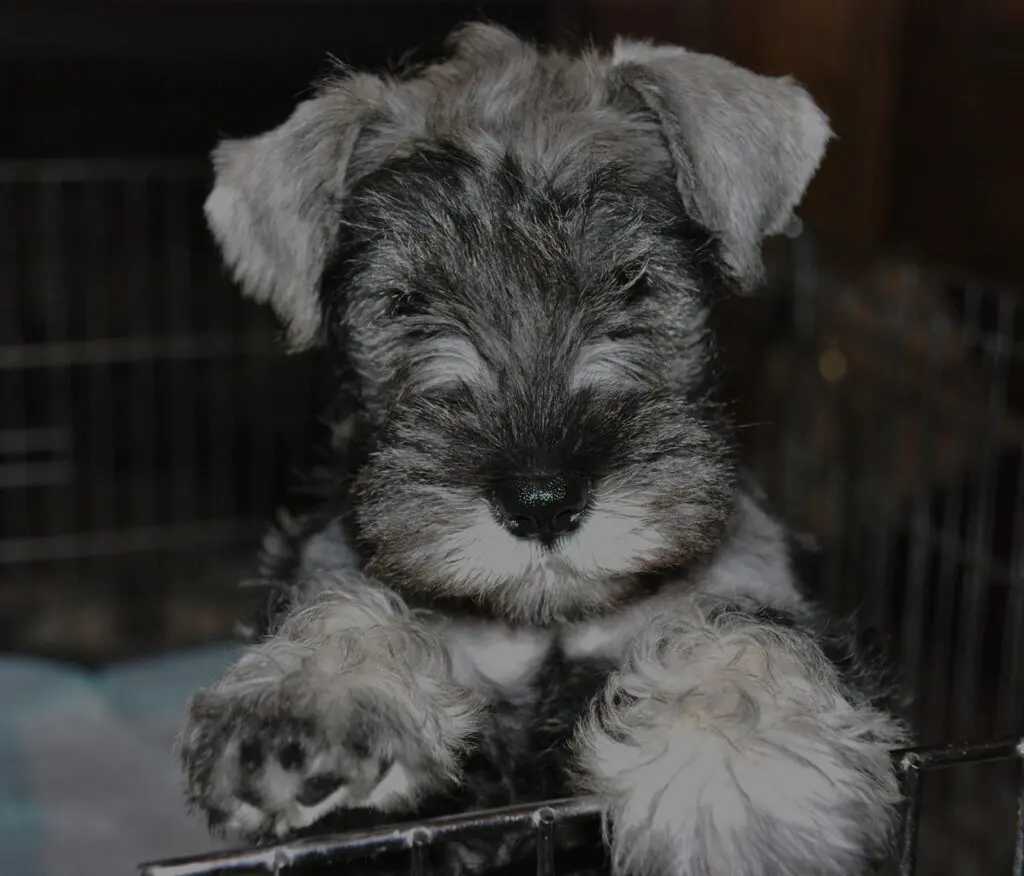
(0, 181), (16, 342)
(890, 272), (957, 743)
(126, 176), (156, 527)
(929, 283), (981, 741)
(83, 179), (117, 573)
(991, 287), (1024, 737)
(780, 232), (818, 527)
(82, 177), (117, 647)
(953, 286), (1012, 743)
(38, 178), (77, 584)
(1014, 741), (1024, 876)
(932, 285), (984, 862)
(0, 178), (31, 618)
(409, 829), (429, 876)
(927, 447), (968, 741)
(868, 269), (909, 637)
(790, 229), (819, 342)
(901, 311), (944, 733)
(819, 312), (853, 613)
(535, 806), (556, 876)
(240, 273), (272, 548)
(165, 178), (197, 613)
(0, 180), (21, 479)
(869, 520), (895, 636)
(122, 173), (163, 650)
(999, 441), (1024, 734)
(897, 755), (923, 876)
(207, 199), (237, 533)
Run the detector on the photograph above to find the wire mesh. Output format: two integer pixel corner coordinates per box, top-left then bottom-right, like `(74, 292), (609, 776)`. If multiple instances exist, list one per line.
(0, 159), (321, 662)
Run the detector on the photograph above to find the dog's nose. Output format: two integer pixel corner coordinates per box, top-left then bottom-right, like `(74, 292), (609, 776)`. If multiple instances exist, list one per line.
(494, 474), (588, 540)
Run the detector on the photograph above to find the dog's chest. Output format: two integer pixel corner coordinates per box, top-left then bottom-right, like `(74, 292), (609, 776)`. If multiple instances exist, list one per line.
(446, 622), (553, 693)
(444, 608), (649, 697)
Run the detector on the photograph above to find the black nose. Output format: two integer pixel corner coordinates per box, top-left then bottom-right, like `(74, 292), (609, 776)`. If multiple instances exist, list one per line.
(493, 474), (589, 541)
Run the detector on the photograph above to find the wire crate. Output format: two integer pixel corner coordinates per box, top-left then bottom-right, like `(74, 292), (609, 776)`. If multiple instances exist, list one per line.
(2, 158), (1023, 874)
(0, 159), (324, 663)
(139, 738), (1024, 876)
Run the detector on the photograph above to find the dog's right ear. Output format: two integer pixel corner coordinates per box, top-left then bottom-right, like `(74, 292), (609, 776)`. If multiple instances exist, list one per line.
(204, 76), (386, 350)
(609, 40), (831, 293)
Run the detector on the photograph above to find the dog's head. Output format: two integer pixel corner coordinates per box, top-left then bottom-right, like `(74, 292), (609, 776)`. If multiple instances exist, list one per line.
(206, 24), (830, 625)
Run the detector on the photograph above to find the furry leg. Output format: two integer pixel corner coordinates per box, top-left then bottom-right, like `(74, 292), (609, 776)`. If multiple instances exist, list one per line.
(177, 574), (484, 840)
(575, 598), (909, 876)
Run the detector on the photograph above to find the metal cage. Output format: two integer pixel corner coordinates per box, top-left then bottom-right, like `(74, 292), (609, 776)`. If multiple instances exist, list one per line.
(139, 739), (1024, 876)
(3, 158), (1024, 875)
(0, 159), (322, 662)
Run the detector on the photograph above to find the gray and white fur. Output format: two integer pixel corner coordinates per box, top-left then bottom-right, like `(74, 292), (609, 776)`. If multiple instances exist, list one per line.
(179, 24), (911, 876)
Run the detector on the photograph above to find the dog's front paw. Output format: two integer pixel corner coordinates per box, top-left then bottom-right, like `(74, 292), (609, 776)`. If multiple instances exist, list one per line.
(576, 606), (909, 876)
(178, 648), (481, 841)
(178, 688), (405, 840)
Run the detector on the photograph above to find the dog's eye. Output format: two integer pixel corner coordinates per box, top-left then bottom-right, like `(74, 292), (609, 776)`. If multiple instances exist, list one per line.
(388, 287), (428, 319)
(605, 325), (649, 341)
(614, 264), (652, 306)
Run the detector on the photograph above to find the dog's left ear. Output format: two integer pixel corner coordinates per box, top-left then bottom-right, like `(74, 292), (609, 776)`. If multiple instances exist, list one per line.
(610, 39), (831, 291)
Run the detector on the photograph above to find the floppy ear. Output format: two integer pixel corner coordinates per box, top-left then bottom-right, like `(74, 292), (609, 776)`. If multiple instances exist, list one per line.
(610, 39), (831, 291)
(204, 77), (384, 350)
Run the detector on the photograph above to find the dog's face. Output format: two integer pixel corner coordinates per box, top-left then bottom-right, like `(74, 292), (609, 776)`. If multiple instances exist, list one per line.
(330, 144), (735, 624)
(206, 24), (830, 624)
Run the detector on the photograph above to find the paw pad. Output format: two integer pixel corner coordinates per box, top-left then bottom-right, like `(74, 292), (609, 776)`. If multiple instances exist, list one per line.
(296, 773), (345, 806)
(278, 741), (305, 771)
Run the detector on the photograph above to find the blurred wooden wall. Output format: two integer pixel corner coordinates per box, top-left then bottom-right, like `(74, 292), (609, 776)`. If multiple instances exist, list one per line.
(562, 0), (1024, 284)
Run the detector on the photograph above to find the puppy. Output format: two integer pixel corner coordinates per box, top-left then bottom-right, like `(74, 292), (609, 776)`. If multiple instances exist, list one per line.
(178, 23), (910, 876)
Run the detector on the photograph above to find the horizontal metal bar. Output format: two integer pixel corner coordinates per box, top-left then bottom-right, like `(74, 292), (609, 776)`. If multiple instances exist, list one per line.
(0, 158), (206, 183)
(0, 427), (72, 456)
(895, 736), (1024, 771)
(0, 332), (279, 370)
(139, 796), (604, 876)
(0, 460), (73, 489)
(0, 518), (264, 565)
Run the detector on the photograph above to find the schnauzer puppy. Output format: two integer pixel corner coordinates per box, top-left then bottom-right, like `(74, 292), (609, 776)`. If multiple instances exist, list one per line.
(178, 23), (911, 876)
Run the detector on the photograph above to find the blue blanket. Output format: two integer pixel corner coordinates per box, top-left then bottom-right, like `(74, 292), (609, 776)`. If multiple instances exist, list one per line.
(0, 644), (242, 876)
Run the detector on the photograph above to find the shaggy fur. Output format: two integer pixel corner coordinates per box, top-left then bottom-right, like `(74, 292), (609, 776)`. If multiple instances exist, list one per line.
(179, 23), (911, 876)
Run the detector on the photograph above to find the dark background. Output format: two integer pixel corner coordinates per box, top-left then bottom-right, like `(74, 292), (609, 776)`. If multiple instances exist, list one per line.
(4, 0), (1023, 284)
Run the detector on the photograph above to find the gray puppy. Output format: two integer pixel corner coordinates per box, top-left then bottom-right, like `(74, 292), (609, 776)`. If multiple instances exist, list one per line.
(178, 23), (910, 876)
